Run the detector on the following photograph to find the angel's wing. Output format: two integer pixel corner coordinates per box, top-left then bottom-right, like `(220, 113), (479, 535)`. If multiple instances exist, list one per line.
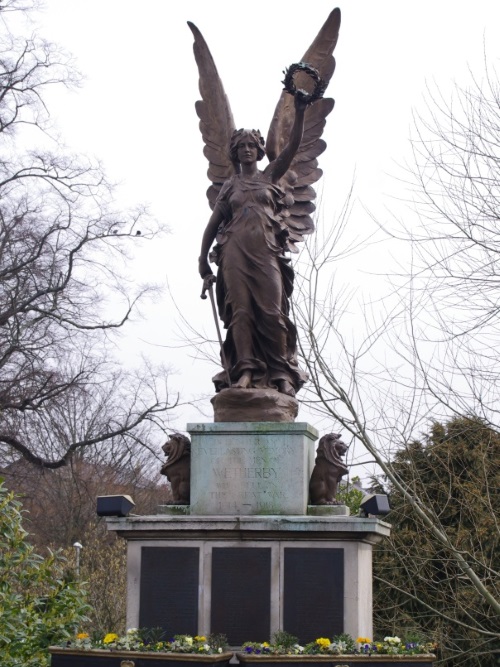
(188, 22), (236, 210)
(266, 8), (341, 251)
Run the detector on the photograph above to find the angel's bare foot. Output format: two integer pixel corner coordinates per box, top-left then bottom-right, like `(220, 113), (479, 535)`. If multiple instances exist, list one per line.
(278, 379), (295, 397)
(234, 370), (252, 389)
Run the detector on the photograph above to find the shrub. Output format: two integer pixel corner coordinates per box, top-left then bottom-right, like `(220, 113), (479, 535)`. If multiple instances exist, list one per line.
(0, 480), (89, 667)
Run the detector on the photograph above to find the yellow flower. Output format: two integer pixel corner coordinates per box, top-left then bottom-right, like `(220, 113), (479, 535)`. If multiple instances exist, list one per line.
(195, 636), (207, 642)
(356, 637), (371, 644)
(262, 642), (270, 648)
(76, 633), (89, 640)
(103, 633), (119, 644)
(315, 638), (331, 648)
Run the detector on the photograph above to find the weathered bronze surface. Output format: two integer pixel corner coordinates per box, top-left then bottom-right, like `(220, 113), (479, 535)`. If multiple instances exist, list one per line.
(160, 433), (191, 504)
(191, 9), (341, 407)
(309, 433), (349, 505)
(211, 387), (298, 423)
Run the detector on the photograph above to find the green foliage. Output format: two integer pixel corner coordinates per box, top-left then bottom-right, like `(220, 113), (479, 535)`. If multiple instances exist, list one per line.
(272, 630), (299, 648)
(206, 633), (229, 652)
(138, 626), (169, 645)
(0, 481), (89, 667)
(333, 633), (357, 652)
(373, 416), (500, 667)
(337, 478), (364, 515)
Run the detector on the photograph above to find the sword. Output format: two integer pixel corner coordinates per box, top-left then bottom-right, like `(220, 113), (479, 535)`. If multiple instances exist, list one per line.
(201, 276), (231, 388)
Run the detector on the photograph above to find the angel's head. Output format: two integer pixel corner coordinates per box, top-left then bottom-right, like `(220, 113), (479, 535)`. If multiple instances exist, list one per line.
(230, 128), (266, 165)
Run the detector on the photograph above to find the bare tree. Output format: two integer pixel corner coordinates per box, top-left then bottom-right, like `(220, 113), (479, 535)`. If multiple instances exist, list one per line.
(0, 1), (175, 468)
(292, 210), (500, 665)
(290, 66), (500, 665)
(382, 65), (500, 429)
(409, 68), (500, 337)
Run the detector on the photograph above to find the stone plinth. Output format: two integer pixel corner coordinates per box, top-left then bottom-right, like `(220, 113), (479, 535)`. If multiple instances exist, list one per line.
(211, 388), (299, 422)
(106, 514), (391, 646)
(187, 422), (318, 515)
(307, 504), (350, 516)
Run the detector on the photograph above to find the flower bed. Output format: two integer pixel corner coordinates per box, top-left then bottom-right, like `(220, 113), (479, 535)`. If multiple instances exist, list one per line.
(49, 647), (234, 667)
(50, 631), (232, 667)
(50, 630), (436, 667)
(236, 635), (436, 667)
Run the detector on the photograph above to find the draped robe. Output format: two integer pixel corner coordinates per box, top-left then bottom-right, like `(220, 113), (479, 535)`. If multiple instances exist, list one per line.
(211, 172), (307, 393)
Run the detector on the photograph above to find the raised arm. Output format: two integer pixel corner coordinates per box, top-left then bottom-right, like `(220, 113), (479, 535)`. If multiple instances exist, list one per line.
(266, 94), (309, 184)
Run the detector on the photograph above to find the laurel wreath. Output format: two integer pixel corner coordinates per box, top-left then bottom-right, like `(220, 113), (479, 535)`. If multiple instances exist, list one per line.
(282, 62), (327, 103)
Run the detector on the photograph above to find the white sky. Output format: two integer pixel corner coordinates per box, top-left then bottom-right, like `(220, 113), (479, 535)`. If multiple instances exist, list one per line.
(30, 0), (500, 470)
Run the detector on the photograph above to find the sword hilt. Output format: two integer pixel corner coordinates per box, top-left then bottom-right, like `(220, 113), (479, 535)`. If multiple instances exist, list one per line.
(200, 274), (215, 299)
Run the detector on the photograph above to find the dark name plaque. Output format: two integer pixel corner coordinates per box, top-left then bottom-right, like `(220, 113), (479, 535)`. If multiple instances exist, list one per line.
(140, 546), (199, 635)
(284, 547), (344, 643)
(211, 547), (271, 645)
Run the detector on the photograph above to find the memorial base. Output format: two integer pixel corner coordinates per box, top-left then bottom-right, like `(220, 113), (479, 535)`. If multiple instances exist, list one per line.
(106, 514), (390, 647)
(188, 422), (318, 515)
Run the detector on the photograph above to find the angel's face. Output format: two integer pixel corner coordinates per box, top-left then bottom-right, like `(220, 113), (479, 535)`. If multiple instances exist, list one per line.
(237, 137), (259, 165)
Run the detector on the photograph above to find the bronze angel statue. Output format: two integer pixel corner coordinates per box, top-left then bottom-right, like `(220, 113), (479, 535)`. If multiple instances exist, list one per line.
(193, 9), (341, 398)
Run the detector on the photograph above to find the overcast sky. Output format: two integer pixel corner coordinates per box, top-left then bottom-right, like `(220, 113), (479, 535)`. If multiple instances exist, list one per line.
(30, 1), (500, 467)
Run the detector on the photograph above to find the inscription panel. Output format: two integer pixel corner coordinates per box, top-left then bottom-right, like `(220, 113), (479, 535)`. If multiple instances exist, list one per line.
(139, 547), (199, 635)
(189, 423), (317, 515)
(211, 547), (271, 645)
(283, 547), (344, 643)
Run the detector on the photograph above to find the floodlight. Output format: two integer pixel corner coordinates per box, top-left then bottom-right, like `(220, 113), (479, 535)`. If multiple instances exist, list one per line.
(96, 494), (135, 517)
(359, 493), (390, 517)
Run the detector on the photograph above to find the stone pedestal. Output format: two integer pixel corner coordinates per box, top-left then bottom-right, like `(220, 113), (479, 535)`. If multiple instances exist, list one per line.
(106, 420), (390, 646)
(188, 422), (318, 515)
(106, 515), (390, 646)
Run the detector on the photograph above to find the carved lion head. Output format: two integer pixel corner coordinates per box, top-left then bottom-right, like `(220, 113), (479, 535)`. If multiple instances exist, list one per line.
(317, 432), (348, 464)
(162, 432), (191, 465)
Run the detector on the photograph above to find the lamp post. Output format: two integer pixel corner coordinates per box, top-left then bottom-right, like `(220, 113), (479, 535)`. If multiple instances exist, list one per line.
(73, 542), (83, 579)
